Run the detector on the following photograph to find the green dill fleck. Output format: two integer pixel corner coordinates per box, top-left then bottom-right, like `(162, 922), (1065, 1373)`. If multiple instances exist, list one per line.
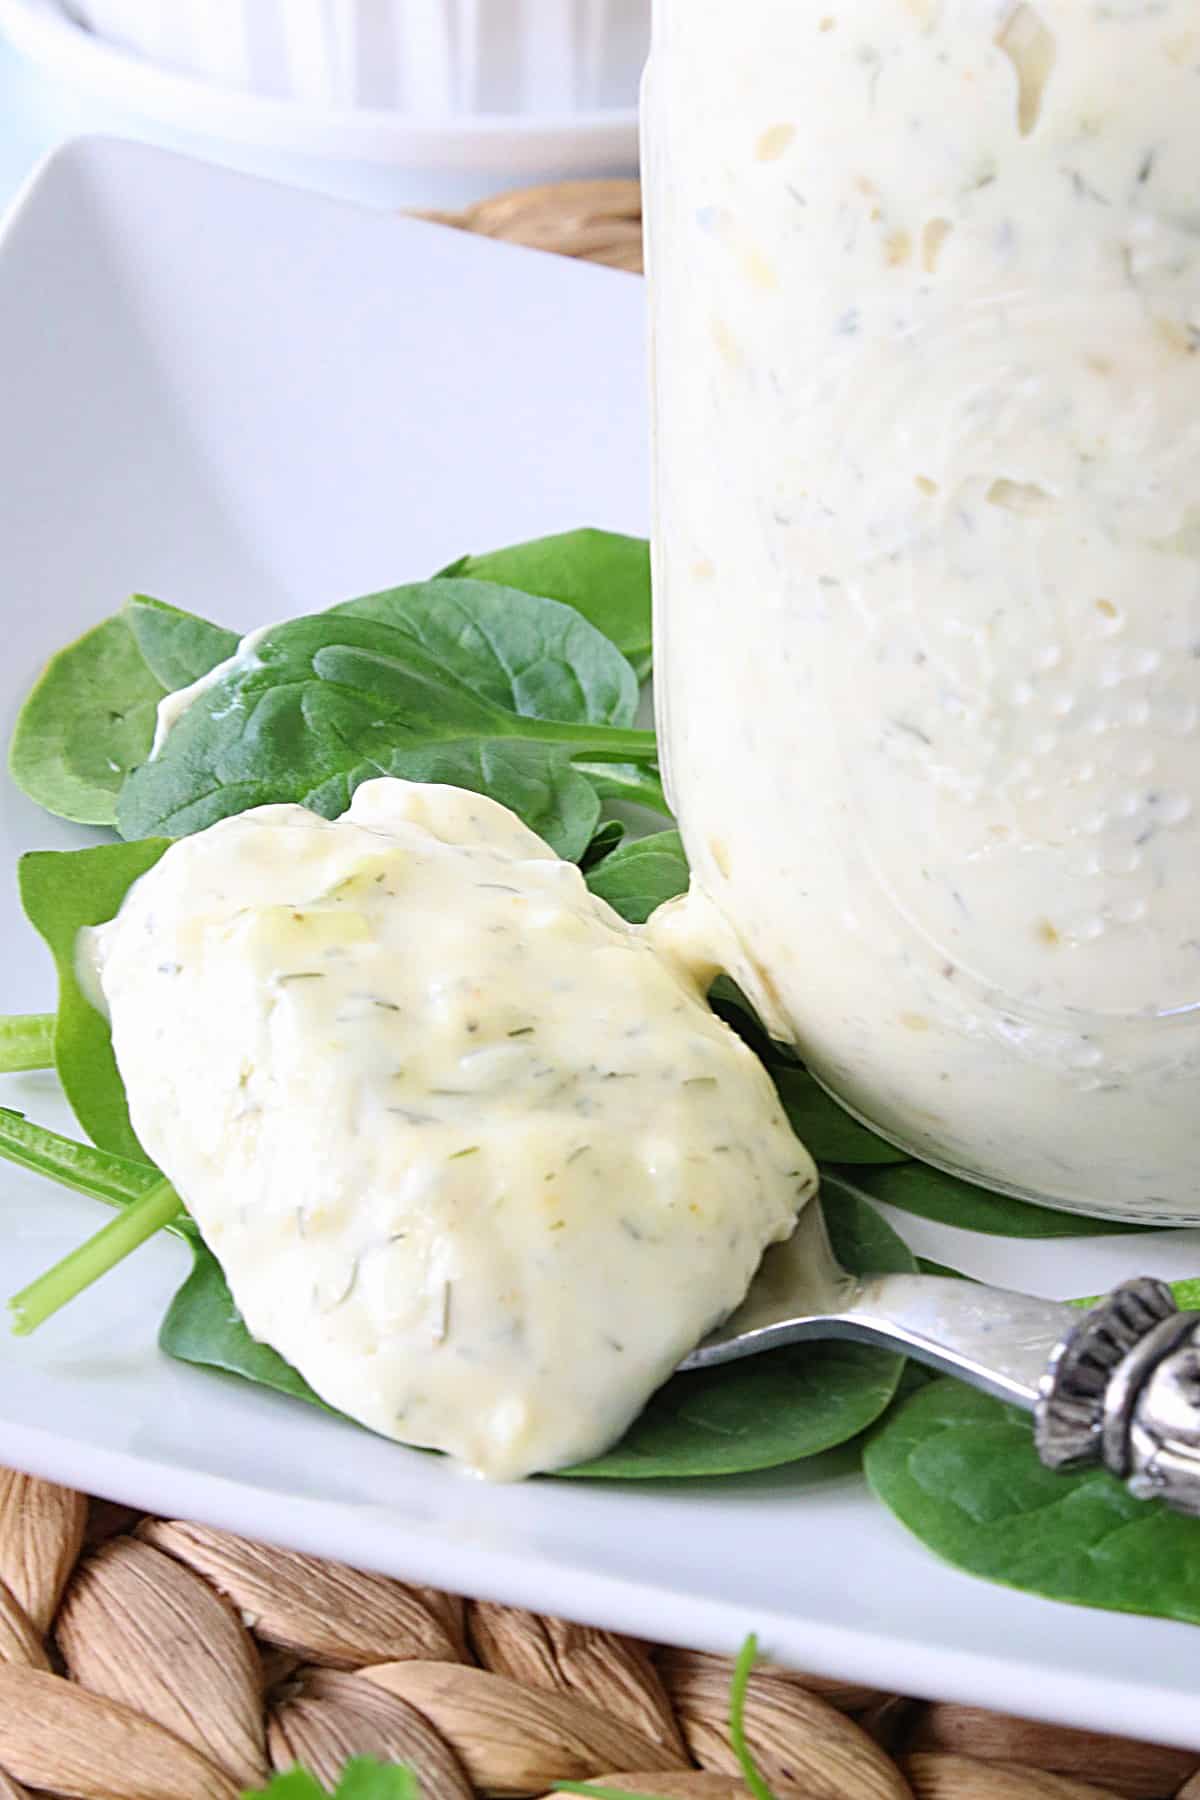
(507, 1026), (536, 1038)
(449, 1146), (480, 1160)
(324, 1260), (359, 1312)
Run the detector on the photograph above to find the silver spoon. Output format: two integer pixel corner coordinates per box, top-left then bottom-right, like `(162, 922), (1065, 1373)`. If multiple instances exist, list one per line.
(678, 1175), (1200, 1516)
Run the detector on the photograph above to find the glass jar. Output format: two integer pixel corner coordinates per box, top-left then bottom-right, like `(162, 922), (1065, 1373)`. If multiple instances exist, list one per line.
(645, 1), (1200, 1222)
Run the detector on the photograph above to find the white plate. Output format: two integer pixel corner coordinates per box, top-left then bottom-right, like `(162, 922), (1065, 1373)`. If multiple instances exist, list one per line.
(3, 136), (1200, 1752)
(0, 0), (638, 208)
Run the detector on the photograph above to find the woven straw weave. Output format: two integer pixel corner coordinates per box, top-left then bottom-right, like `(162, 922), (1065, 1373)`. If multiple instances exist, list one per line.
(3, 181), (1195, 1800)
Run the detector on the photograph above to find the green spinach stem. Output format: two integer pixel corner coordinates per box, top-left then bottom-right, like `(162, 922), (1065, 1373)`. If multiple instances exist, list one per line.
(9, 1178), (181, 1335)
(0, 1108), (161, 1207)
(529, 721), (659, 761)
(0, 1013), (55, 1073)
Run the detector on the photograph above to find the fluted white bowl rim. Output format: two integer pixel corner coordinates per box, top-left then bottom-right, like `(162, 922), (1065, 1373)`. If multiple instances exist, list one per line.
(0, 0), (639, 166)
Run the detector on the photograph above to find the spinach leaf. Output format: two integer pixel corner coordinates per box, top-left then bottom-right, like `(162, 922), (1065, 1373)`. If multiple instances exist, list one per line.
(161, 1187), (913, 1479)
(564, 1185), (915, 1478)
(439, 529), (653, 680)
(842, 1162), (1147, 1239)
(864, 1378), (1200, 1625)
(708, 979), (798, 1070)
(9, 615), (168, 825)
(161, 1238), (331, 1411)
(0, 1014), (55, 1074)
(116, 599), (657, 862)
(579, 819), (627, 872)
(773, 1069), (909, 1168)
(18, 838), (169, 1158)
(572, 763), (671, 818)
(564, 1341), (895, 1482)
(125, 595), (239, 691)
(586, 830), (689, 923)
(331, 577), (638, 729)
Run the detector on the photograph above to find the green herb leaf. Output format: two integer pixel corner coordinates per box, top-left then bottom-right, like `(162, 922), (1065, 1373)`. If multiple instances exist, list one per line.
(563, 1186), (915, 1478)
(0, 1014), (55, 1073)
(9, 614), (168, 824)
(331, 1763), (420, 1800)
(245, 1758), (420, 1800)
(117, 598), (656, 862)
(439, 529), (653, 680)
(729, 1636), (775, 1800)
(864, 1378), (1200, 1625)
(841, 1162), (1147, 1238)
(585, 831), (689, 923)
(245, 1772), (327, 1800)
(773, 1069), (909, 1167)
(125, 595), (239, 690)
(19, 838), (170, 1157)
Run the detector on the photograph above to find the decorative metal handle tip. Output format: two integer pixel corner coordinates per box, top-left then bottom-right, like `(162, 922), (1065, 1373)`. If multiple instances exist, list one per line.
(1035, 1277), (1200, 1516)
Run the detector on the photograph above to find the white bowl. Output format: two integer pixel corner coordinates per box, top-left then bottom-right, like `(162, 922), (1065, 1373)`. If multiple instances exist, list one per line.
(68, 0), (649, 114)
(0, 0), (640, 207)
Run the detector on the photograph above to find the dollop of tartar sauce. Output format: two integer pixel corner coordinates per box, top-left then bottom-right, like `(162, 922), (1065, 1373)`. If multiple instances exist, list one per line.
(83, 779), (815, 1479)
(647, 2), (1200, 1219)
(149, 625), (272, 759)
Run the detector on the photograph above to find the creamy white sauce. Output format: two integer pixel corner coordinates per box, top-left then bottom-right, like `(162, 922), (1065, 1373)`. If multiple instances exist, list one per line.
(646, 1), (1200, 1220)
(150, 625), (272, 759)
(85, 778), (814, 1478)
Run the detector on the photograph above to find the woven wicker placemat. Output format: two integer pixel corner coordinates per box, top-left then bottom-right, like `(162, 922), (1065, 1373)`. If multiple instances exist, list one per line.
(2, 180), (1196, 1800)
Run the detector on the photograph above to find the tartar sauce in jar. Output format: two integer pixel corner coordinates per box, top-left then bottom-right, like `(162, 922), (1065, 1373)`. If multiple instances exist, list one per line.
(646, 1), (1200, 1220)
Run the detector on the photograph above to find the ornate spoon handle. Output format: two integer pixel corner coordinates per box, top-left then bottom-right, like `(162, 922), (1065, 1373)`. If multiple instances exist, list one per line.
(1036, 1277), (1200, 1514)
